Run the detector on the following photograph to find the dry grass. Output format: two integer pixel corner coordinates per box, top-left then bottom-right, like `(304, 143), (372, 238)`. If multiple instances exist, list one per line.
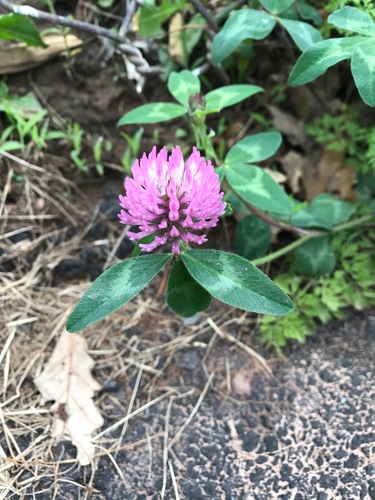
(0, 154), (268, 498)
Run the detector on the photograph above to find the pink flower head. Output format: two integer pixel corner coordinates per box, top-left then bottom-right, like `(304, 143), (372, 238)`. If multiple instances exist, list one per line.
(118, 146), (226, 254)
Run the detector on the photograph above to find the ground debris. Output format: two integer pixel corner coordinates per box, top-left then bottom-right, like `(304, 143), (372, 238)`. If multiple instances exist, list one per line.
(34, 331), (103, 466)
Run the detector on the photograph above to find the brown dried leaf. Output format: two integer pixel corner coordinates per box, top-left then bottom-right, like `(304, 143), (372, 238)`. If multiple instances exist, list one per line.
(269, 106), (305, 146)
(0, 35), (83, 75)
(329, 166), (357, 201)
(304, 149), (345, 201)
(35, 331), (103, 465)
(279, 150), (309, 194)
(264, 167), (287, 185)
(169, 12), (184, 64)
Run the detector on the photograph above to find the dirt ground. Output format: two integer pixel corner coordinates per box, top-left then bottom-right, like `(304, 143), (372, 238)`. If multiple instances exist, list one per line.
(0, 39), (374, 499)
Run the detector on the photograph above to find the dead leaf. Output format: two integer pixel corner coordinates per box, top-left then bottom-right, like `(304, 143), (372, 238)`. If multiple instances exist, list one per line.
(269, 106), (306, 146)
(304, 149), (346, 201)
(279, 150), (309, 194)
(264, 167), (287, 185)
(0, 35), (83, 75)
(329, 166), (357, 201)
(35, 331), (103, 465)
(169, 12), (184, 64)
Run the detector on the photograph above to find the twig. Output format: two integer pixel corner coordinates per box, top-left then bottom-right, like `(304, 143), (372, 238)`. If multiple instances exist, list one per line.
(237, 193), (317, 237)
(207, 317), (272, 377)
(187, 0), (218, 32)
(251, 235), (312, 267)
(168, 372), (214, 450)
(0, 0), (162, 76)
(119, 0), (138, 37)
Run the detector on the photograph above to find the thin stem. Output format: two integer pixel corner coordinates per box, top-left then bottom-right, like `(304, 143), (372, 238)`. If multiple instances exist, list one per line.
(236, 193), (319, 237)
(250, 214), (374, 267)
(187, 0), (218, 32)
(251, 235), (312, 266)
(119, 0), (138, 37)
(332, 214), (374, 232)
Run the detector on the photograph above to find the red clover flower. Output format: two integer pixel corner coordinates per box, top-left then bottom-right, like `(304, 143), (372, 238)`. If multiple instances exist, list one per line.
(118, 146), (226, 254)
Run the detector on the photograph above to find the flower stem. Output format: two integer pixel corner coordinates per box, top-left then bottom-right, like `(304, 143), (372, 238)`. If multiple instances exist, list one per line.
(251, 213), (374, 267)
(236, 194), (318, 237)
(251, 235), (312, 266)
(332, 214), (374, 232)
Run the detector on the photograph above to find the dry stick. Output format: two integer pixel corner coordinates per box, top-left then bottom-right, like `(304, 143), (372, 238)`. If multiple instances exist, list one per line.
(168, 459), (180, 500)
(115, 366), (144, 458)
(167, 372), (215, 450)
(119, 0), (138, 36)
(0, 150), (46, 173)
(93, 390), (175, 440)
(238, 194), (316, 237)
(0, 0), (162, 76)
(187, 0), (218, 32)
(0, 165), (13, 218)
(161, 395), (175, 499)
(207, 317), (272, 377)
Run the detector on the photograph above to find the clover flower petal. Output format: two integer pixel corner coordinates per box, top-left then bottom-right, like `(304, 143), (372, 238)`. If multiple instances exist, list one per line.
(118, 146), (226, 254)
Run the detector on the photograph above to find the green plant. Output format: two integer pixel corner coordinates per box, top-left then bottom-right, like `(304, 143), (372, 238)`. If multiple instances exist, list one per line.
(0, 12), (46, 46)
(3, 0), (371, 347)
(66, 145), (294, 332)
(0, 83), (65, 152)
(306, 105), (375, 174)
(62, 120), (86, 171)
(120, 127), (144, 173)
(325, 0), (375, 18)
(0, 82), (113, 174)
(92, 136), (112, 175)
(211, 0), (323, 65)
(289, 6), (375, 106)
(260, 227), (375, 354)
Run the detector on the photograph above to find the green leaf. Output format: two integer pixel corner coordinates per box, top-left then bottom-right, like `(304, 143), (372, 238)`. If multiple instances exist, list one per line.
(211, 10), (276, 64)
(225, 132), (282, 165)
(288, 37), (367, 86)
(0, 80), (9, 98)
(139, 0), (184, 37)
(215, 166), (226, 182)
(0, 141), (23, 151)
(290, 194), (355, 229)
(279, 18), (323, 51)
(0, 91), (45, 118)
(132, 234), (156, 257)
(0, 14), (47, 47)
(167, 70), (200, 108)
(98, 0), (116, 7)
(294, 236), (336, 276)
(226, 163), (292, 215)
(234, 215), (271, 260)
(296, 1), (323, 26)
(185, 13), (204, 54)
(66, 254), (172, 332)
(225, 192), (249, 218)
(259, 0), (294, 15)
(181, 249), (293, 315)
(167, 259), (211, 316)
(351, 40), (375, 107)
(328, 7), (375, 36)
(205, 85), (263, 113)
(117, 102), (187, 125)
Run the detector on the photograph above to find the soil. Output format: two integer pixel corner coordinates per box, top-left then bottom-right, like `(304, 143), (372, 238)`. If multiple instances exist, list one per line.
(0, 34), (374, 500)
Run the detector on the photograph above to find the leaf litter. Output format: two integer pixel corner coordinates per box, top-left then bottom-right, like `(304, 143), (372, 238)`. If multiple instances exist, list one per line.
(34, 331), (104, 466)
